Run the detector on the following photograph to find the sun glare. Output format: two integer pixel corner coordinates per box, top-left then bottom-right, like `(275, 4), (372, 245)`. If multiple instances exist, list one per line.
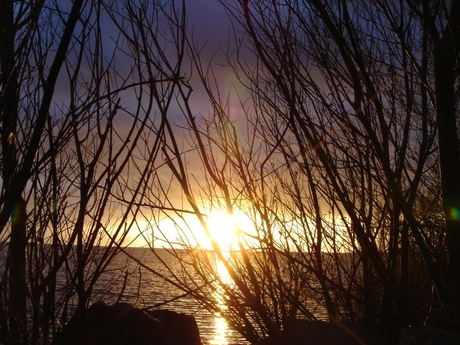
(206, 211), (240, 250)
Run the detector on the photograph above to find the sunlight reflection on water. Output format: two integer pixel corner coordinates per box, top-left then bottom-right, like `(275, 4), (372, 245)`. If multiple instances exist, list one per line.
(211, 315), (229, 345)
(94, 248), (249, 345)
(211, 261), (233, 345)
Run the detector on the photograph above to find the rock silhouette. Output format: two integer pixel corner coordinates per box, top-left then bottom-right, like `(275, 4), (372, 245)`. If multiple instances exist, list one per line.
(52, 302), (202, 345)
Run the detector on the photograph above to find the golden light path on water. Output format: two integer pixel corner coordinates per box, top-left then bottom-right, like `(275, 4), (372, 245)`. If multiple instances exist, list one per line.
(132, 209), (255, 344)
(204, 210), (254, 344)
(211, 309), (230, 345)
(210, 258), (234, 345)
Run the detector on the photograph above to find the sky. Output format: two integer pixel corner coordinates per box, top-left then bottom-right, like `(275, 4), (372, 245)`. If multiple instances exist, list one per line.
(3, 0), (253, 249)
(10, 0), (399, 250)
(128, 1), (250, 247)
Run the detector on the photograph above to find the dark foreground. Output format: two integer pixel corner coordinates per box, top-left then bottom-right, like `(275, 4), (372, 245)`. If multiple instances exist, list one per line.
(52, 303), (460, 345)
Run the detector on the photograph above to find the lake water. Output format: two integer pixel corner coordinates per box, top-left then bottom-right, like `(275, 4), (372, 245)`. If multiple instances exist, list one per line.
(94, 248), (250, 345)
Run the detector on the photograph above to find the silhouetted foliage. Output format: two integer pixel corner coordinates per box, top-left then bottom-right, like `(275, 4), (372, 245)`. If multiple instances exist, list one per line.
(0, 1), (191, 344)
(160, 0), (460, 343)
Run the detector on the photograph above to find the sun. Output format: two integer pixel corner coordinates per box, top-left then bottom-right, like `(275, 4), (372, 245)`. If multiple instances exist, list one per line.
(206, 211), (240, 250)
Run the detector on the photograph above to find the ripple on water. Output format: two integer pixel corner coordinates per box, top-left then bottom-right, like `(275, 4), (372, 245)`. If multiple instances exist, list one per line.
(93, 248), (249, 345)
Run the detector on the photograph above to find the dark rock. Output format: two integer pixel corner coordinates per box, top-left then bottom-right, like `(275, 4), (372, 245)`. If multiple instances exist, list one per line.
(52, 302), (202, 345)
(261, 319), (389, 345)
(399, 327), (460, 345)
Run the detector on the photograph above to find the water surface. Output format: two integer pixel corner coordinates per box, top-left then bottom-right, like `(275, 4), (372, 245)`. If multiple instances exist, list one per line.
(95, 248), (250, 345)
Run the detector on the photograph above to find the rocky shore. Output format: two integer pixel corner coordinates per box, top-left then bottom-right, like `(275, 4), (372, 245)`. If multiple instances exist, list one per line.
(261, 319), (460, 345)
(52, 302), (202, 345)
(52, 303), (460, 345)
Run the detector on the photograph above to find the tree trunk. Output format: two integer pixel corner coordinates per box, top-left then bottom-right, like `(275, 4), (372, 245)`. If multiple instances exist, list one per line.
(432, 1), (460, 325)
(0, 0), (28, 343)
(8, 198), (28, 345)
